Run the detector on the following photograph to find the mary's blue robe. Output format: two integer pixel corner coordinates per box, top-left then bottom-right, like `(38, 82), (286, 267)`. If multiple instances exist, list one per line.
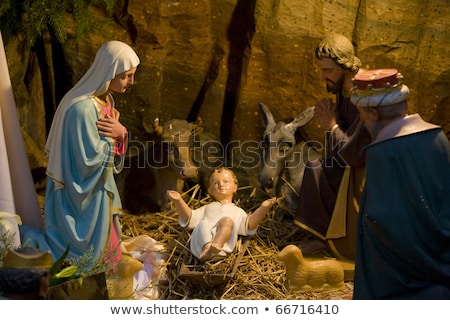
(21, 99), (124, 264)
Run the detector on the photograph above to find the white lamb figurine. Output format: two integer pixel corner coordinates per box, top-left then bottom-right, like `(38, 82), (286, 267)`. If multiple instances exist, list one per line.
(277, 244), (345, 292)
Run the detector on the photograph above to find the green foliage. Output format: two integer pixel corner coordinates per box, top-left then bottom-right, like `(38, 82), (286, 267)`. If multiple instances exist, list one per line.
(49, 245), (79, 286)
(49, 244), (116, 287)
(0, 229), (17, 268)
(0, 0), (22, 42)
(0, 0), (117, 44)
(1, 230), (114, 287)
(49, 244), (71, 277)
(67, 244), (111, 276)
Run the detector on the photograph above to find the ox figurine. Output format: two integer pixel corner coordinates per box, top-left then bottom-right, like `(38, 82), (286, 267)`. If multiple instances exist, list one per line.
(258, 103), (321, 211)
(115, 118), (203, 214)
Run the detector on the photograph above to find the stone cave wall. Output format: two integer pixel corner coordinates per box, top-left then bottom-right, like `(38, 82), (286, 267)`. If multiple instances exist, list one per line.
(4, 0), (450, 182)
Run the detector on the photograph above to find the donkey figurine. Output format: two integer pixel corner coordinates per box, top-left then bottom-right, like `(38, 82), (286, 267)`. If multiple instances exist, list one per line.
(258, 103), (321, 211)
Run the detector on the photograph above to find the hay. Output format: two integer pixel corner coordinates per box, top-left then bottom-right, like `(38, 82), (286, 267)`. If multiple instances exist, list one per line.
(119, 184), (353, 300)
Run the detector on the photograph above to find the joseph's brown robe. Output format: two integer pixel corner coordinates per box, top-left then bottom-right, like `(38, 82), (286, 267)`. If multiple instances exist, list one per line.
(294, 91), (371, 260)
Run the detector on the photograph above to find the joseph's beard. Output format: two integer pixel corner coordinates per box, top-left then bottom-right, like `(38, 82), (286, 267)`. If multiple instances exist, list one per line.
(326, 83), (338, 94)
(326, 73), (345, 94)
(326, 80), (342, 94)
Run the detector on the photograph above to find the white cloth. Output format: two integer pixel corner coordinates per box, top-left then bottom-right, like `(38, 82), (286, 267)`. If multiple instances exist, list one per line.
(180, 202), (256, 259)
(120, 235), (167, 300)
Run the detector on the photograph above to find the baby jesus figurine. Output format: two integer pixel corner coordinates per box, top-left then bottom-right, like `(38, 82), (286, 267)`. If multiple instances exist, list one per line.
(167, 167), (276, 261)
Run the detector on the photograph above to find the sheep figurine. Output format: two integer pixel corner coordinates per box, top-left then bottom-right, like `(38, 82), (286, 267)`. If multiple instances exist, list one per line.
(277, 244), (345, 292)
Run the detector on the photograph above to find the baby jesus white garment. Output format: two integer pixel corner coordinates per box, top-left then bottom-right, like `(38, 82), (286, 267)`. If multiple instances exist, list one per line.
(179, 202), (257, 259)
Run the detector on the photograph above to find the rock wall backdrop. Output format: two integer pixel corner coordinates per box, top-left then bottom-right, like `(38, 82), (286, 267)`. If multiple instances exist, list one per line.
(4, 0), (450, 198)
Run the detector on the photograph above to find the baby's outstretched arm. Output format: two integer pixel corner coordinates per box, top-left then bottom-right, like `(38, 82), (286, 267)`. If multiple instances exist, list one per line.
(167, 190), (191, 223)
(248, 197), (277, 230)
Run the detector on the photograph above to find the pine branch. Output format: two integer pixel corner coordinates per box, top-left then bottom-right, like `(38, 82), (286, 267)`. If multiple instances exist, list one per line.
(0, 0), (118, 45)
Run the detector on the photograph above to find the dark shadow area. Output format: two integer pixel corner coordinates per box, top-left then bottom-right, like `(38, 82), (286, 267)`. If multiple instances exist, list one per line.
(113, 0), (138, 44)
(187, 44), (225, 123)
(221, 0), (257, 161)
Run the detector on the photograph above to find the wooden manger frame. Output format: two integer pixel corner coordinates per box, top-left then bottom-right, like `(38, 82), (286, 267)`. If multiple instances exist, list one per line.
(178, 238), (251, 287)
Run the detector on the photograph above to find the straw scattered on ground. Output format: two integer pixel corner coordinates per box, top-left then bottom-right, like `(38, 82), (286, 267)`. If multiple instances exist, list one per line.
(119, 183), (354, 300)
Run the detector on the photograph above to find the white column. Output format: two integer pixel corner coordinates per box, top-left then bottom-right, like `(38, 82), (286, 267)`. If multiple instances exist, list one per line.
(0, 31), (43, 232)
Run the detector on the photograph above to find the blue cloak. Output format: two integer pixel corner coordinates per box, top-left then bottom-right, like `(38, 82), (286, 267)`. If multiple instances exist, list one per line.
(353, 119), (450, 299)
(21, 99), (123, 265)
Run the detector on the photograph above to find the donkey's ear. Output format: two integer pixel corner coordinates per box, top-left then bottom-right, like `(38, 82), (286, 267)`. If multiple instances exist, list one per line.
(291, 106), (315, 129)
(285, 107), (315, 134)
(258, 102), (276, 130)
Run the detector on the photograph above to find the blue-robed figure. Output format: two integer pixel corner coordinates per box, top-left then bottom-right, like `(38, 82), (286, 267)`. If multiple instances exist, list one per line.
(350, 69), (450, 299)
(21, 41), (140, 268)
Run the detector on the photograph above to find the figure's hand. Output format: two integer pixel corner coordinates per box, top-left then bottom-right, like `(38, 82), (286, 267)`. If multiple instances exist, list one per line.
(261, 197), (277, 209)
(314, 98), (337, 131)
(97, 114), (127, 142)
(111, 108), (121, 120)
(167, 190), (181, 201)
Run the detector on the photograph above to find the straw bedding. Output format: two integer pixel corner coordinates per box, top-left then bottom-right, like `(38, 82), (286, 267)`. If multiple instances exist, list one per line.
(118, 183), (354, 300)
